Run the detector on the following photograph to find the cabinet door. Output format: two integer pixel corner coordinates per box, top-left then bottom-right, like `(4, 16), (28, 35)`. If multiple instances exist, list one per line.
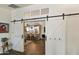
(46, 17), (65, 55)
(11, 22), (24, 52)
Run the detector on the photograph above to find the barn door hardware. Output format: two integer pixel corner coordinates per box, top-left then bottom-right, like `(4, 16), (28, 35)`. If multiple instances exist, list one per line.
(47, 15), (49, 21)
(13, 20), (16, 24)
(62, 13), (65, 20)
(21, 34), (24, 39)
(21, 19), (23, 23)
(11, 12), (79, 23)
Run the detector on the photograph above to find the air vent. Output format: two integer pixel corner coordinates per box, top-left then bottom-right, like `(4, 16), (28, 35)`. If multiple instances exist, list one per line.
(41, 8), (49, 15)
(8, 4), (20, 8)
(31, 10), (40, 16)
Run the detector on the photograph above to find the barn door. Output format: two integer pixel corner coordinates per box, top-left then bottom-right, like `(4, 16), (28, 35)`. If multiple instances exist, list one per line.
(65, 15), (79, 55)
(46, 17), (65, 55)
(11, 22), (24, 52)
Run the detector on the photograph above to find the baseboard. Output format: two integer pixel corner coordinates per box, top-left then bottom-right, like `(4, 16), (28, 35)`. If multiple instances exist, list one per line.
(8, 49), (24, 54)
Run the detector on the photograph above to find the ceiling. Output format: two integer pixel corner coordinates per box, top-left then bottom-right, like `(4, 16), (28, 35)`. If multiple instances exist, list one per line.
(0, 4), (32, 10)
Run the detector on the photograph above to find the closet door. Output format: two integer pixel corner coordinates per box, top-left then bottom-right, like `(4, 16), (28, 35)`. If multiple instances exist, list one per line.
(46, 17), (65, 55)
(11, 22), (24, 52)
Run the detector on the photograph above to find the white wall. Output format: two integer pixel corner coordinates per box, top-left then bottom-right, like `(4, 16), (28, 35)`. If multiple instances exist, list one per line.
(0, 8), (11, 53)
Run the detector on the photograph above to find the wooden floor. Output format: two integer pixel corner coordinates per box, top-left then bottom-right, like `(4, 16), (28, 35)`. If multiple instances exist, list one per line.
(24, 40), (45, 55)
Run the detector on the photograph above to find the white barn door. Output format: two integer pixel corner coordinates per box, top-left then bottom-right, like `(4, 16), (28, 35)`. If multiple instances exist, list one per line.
(46, 17), (65, 55)
(11, 22), (24, 52)
(66, 15), (79, 55)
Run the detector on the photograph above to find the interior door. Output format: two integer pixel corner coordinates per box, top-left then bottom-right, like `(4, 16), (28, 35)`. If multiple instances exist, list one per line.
(11, 22), (24, 52)
(46, 17), (65, 55)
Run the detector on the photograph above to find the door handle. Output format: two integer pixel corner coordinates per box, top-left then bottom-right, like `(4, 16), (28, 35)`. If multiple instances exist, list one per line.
(54, 38), (56, 40)
(22, 34), (24, 39)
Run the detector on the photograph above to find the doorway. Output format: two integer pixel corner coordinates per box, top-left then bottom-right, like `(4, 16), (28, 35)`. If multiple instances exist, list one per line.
(23, 20), (46, 55)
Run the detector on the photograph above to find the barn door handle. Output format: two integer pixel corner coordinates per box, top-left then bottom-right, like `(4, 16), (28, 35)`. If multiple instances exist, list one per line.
(54, 38), (56, 40)
(22, 34), (24, 39)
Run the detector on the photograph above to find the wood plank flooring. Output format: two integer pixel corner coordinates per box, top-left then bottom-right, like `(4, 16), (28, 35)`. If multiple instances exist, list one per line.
(24, 40), (45, 55)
